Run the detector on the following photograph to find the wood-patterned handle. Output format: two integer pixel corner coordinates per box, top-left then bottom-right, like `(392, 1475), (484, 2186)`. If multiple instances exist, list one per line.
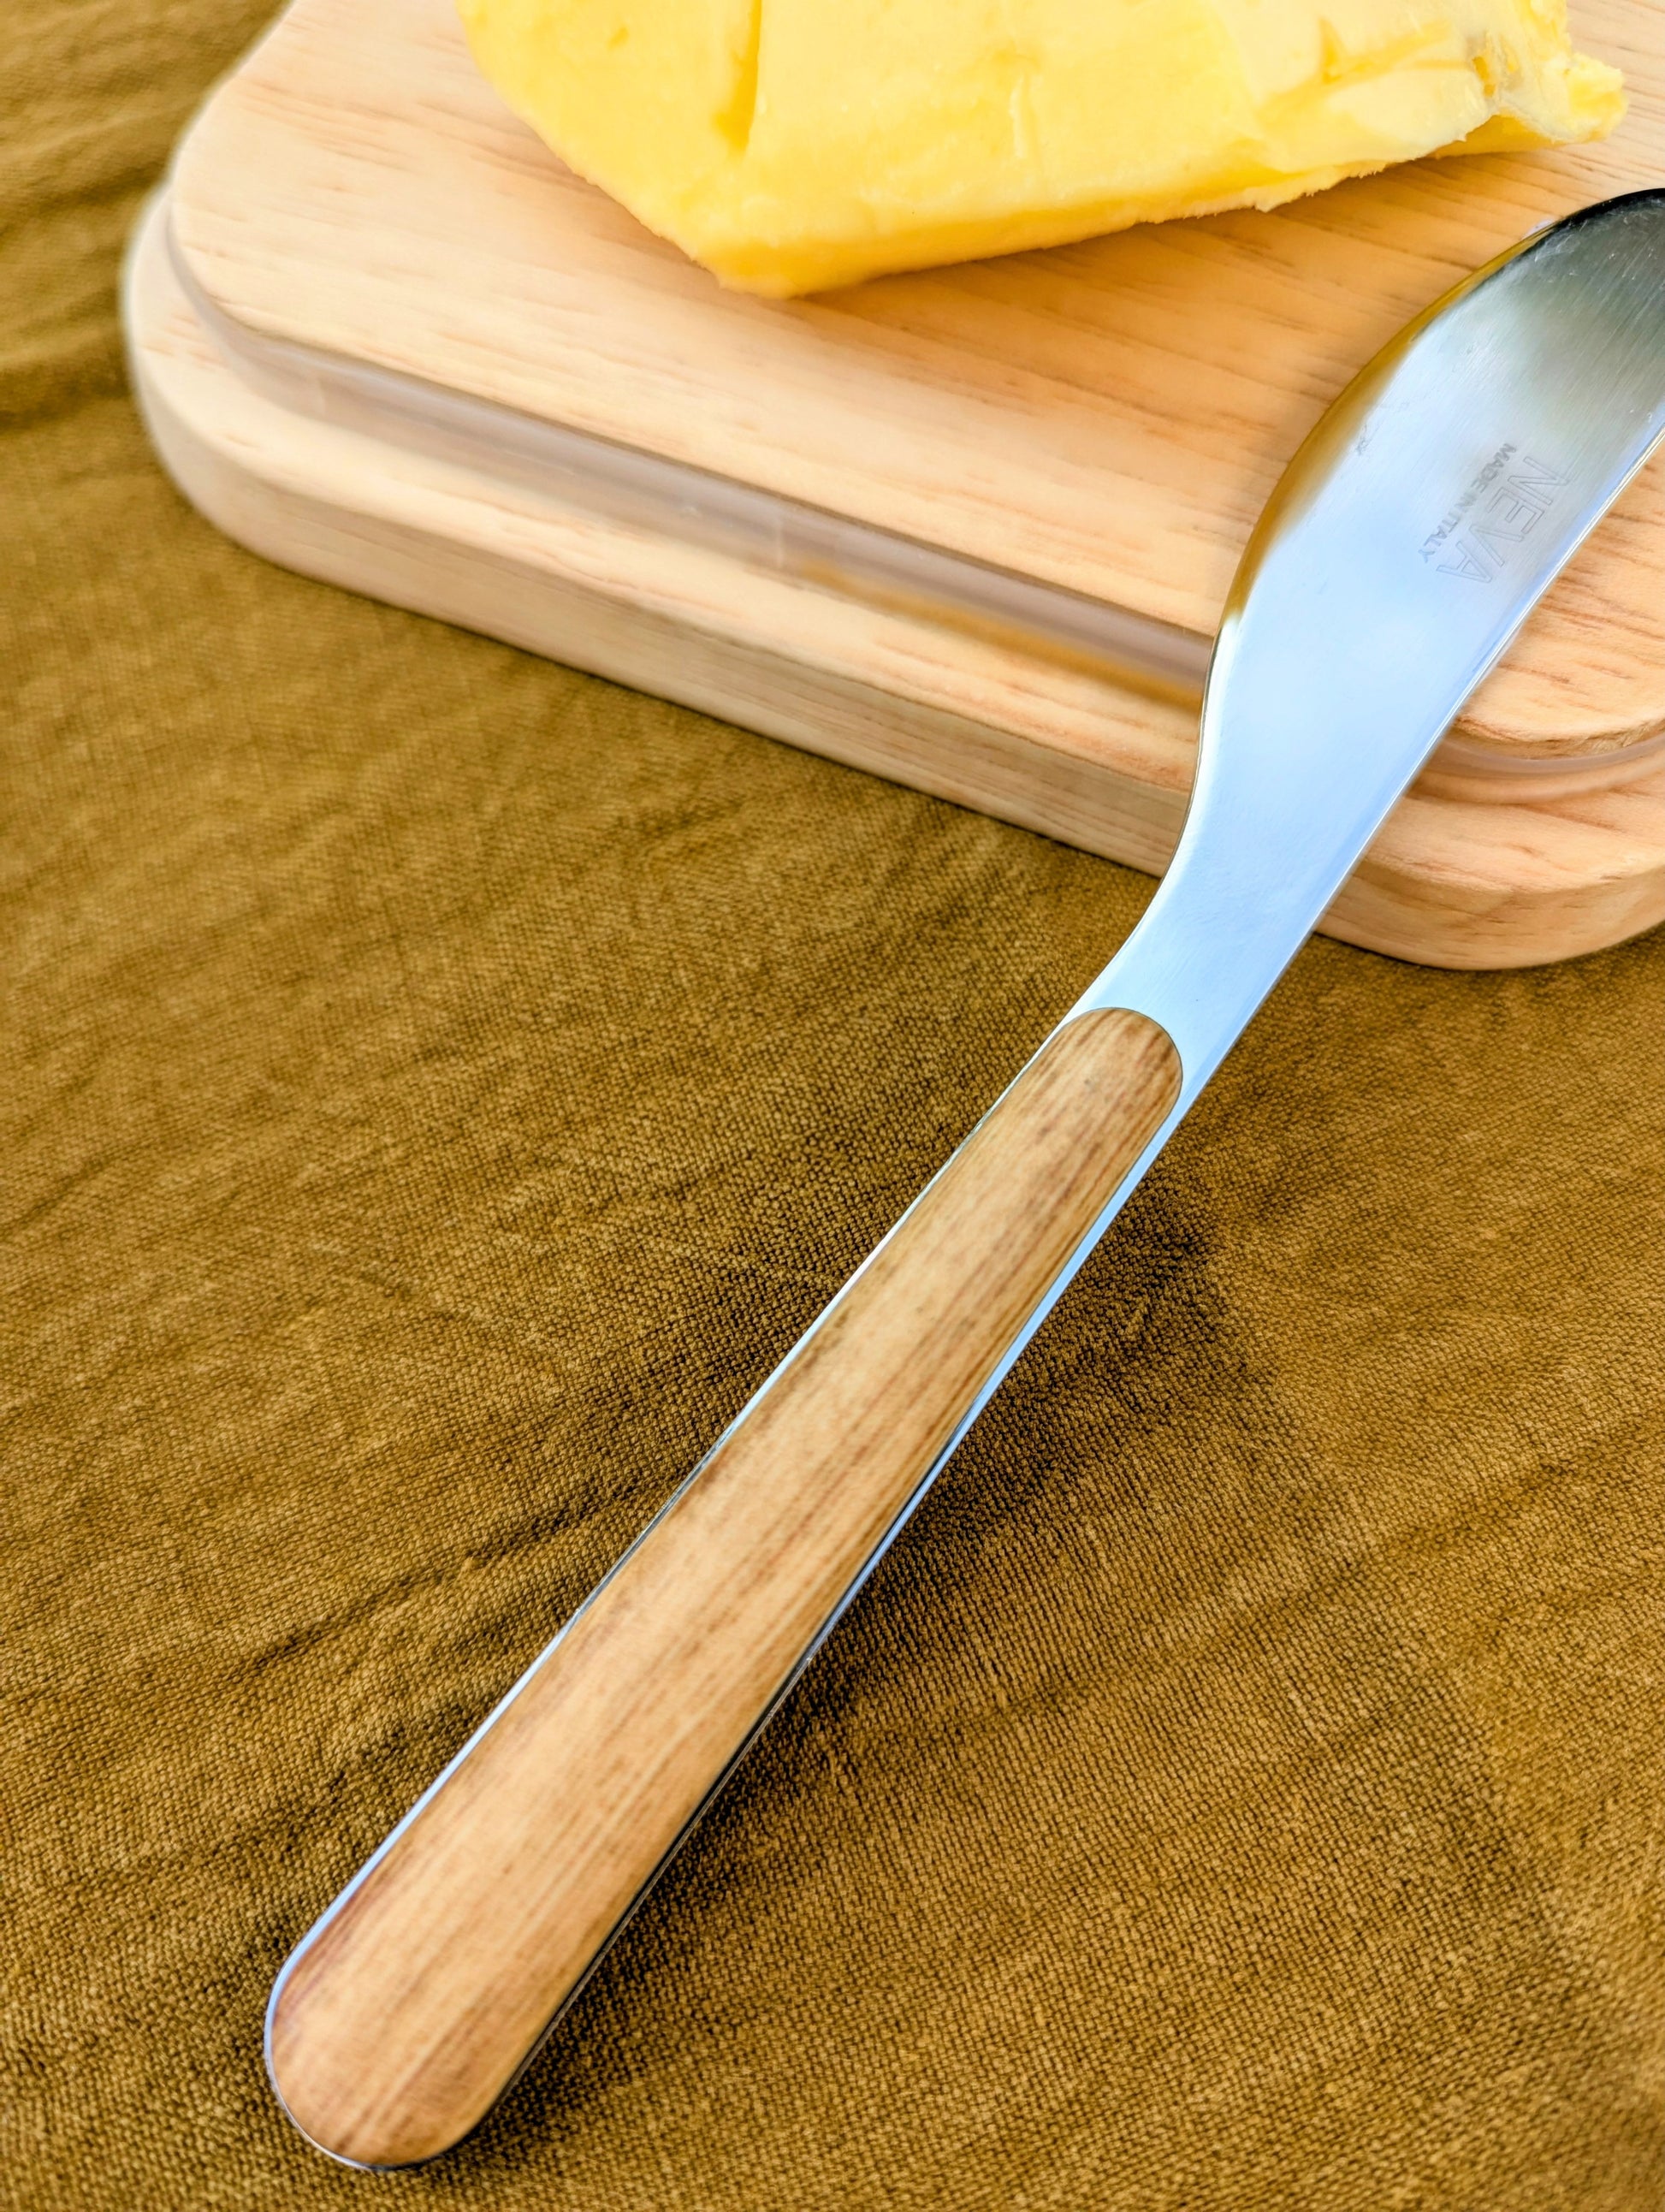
(267, 1006), (1181, 2167)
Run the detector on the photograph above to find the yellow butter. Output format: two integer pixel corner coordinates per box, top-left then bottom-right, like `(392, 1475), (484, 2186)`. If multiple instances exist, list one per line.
(457, 0), (1623, 294)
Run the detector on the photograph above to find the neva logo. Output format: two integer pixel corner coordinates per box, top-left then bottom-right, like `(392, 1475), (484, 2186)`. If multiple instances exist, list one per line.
(1419, 448), (1567, 583)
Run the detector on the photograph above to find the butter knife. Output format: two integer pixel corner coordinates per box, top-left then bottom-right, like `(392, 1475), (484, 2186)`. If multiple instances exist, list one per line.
(266, 188), (1665, 2168)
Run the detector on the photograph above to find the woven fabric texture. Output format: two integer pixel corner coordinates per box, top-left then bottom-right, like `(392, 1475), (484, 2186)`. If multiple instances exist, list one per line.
(4, 5), (1663, 2204)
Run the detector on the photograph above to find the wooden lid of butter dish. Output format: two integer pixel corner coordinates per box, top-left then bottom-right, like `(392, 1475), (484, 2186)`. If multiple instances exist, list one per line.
(127, 0), (1665, 968)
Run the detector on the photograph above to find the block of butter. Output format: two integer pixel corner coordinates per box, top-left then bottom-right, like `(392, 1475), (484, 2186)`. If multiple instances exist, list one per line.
(458, 0), (1623, 294)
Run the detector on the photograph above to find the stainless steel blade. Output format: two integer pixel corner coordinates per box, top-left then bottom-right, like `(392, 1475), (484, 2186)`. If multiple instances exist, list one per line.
(1086, 188), (1665, 1099)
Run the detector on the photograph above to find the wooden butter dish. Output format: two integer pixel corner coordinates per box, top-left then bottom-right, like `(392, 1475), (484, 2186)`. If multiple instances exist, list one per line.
(125, 0), (1665, 967)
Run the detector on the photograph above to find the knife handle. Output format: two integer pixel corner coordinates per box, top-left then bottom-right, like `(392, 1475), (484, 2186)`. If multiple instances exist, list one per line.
(266, 1005), (1181, 2168)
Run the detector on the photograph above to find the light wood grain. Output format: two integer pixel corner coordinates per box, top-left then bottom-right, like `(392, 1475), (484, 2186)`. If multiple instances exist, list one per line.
(264, 1007), (1180, 2168)
(166, 0), (1665, 758)
(127, 195), (1665, 973)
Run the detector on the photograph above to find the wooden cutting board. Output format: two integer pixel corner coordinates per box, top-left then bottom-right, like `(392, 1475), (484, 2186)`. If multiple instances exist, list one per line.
(127, 0), (1665, 966)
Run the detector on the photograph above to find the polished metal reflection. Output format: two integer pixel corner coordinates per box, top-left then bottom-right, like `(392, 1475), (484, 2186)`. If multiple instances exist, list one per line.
(1084, 189), (1665, 1100)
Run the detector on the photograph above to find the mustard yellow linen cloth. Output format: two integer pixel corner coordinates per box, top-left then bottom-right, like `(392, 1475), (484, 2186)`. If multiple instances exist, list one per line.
(4, 6), (1663, 2203)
